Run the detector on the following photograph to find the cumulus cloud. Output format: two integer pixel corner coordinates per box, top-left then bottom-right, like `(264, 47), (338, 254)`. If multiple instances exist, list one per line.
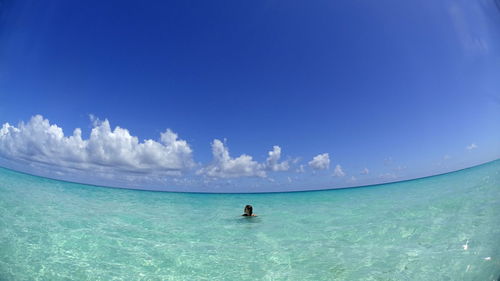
(333, 164), (345, 177)
(466, 143), (477, 150)
(265, 145), (290, 171)
(360, 168), (369, 175)
(197, 139), (266, 178)
(0, 115), (194, 180)
(308, 153), (330, 170)
(197, 141), (291, 179)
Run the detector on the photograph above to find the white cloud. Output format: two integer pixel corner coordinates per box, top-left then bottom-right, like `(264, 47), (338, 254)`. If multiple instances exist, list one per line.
(266, 145), (290, 171)
(466, 143), (477, 150)
(349, 176), (357, 183)
(197, 141), (291, 179)
(443, 155), (451, 160)
(333, 164), (345, 177)
(1, 116), (296, 185)
(360, 167), (369, 175)
(308, 153), (330, 170)
(0, 115), (194, 180)
(197, 139), (266, 178)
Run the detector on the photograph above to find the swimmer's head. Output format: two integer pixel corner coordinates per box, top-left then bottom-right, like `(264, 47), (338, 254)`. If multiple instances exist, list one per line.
(244, 205), (253, 216)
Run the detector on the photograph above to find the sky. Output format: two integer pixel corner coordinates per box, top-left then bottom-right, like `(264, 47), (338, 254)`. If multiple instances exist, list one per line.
(0, 0), (499, 192)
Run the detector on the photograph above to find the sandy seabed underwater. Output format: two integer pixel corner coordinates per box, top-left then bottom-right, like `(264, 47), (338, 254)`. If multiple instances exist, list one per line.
(0, 160), (499, 281)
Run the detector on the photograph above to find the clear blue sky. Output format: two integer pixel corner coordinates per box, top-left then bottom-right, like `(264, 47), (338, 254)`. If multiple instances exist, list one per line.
(0, 0), (499, 192)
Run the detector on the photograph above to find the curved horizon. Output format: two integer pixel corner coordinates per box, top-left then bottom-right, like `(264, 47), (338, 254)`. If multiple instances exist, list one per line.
(1, 159), (497, 194)
(2, 1), (500, 280)
(0, 114), (498, 193)
(2, 156), (499, 279)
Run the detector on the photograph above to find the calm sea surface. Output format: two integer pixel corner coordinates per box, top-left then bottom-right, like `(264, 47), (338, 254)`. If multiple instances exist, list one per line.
(0, 161), (499, 280)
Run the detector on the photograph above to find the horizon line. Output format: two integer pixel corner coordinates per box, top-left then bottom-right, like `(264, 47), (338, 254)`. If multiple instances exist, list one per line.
(0, 158), (498, 195)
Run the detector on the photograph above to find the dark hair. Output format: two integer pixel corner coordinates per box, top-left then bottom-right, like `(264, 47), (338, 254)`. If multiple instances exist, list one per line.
(244, 205), (253, 215)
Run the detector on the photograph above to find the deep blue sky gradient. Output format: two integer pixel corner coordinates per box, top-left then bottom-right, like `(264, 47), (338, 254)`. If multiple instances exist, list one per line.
(1, 0), (499, 191)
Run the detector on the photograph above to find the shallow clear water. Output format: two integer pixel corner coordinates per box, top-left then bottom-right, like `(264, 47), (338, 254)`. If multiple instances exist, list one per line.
(0, 161), (499, 280)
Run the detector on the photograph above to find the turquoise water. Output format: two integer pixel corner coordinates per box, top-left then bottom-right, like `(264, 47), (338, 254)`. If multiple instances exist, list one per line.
(0, 161), (499, 280)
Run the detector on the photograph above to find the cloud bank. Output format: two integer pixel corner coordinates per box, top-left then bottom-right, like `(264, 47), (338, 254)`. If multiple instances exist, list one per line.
(0, 115), (194, 180)
(0, 115), (416, 190)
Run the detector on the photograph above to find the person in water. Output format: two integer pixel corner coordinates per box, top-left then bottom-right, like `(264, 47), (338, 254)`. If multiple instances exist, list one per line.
(242, 205), (257, 216)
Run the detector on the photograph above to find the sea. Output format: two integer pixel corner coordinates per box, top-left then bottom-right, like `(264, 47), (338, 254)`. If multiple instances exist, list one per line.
(0, 160), (499, 280)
